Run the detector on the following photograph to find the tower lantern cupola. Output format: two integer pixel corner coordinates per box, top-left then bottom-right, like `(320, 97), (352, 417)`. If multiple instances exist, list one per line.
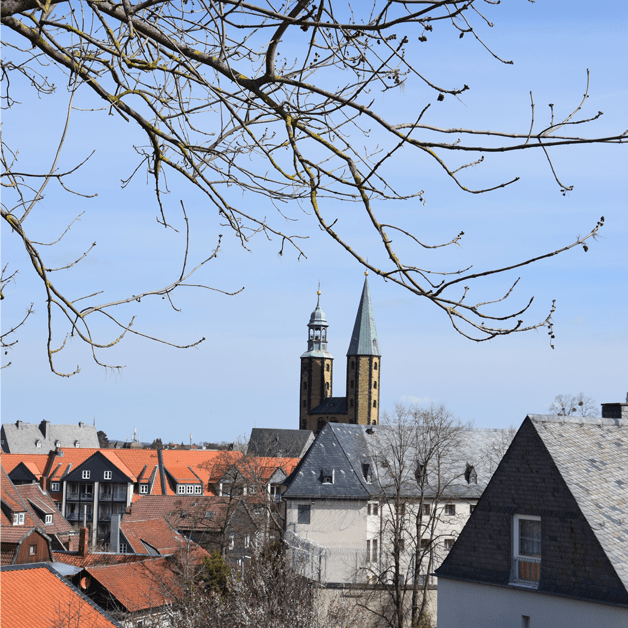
(306, 291), (330, 354)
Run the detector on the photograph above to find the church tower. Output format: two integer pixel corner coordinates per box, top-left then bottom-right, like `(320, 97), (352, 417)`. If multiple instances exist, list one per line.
(346, 274), (381, 426)
(299, 291), (334, 431)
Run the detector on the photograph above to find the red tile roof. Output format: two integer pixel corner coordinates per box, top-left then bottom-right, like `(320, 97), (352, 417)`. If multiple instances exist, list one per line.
(1, 564), (119, 627)
(45, 448), (101, 480)
(0, 453), (49, 476)
(80, 558), (179, 612)
(53, 551), (150, 568)
(16, 483), (75, 537)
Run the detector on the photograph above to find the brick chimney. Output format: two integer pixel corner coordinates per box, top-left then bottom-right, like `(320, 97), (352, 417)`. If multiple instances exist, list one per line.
(78, 527), (89, 557)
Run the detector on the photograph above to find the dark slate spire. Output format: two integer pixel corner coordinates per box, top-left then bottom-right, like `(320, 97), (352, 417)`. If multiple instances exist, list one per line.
(347, 275), (381, 356)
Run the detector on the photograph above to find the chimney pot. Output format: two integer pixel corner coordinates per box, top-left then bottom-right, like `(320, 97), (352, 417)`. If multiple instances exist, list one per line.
(16, 420), (22, 429)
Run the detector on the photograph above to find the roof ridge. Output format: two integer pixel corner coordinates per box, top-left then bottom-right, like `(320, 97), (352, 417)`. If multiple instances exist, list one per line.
(528, 414), (627, 427)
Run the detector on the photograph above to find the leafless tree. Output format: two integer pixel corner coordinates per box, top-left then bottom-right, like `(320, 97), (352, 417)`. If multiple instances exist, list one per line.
(549, 393), (597, 418)
(360, 404), (487, 628)
(2, 0), (624, 374)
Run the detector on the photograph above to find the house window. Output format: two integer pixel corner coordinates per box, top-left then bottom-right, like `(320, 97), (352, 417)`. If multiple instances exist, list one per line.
(366, 539), (371, 562)
(368, 502), (379, 517)
(512, 515), (541, 586)
(205, 511), (216, 520)
(29, 545), (36, 555)
(50, 482), (60, 492)
(82, 470), (90, 480)
(36, 440), (42, 448)
(139, 484), (149, 494)
(374, 362), (378, 370)
(120, 543), (127, 553)
(229, 535), (235, 550)
(45, 514), (53, 525)
(373, 381), (377, 389)
(321, 469), (334, 484)
(74, 441), (80, 448)
(422, 504), (431, 517)
(444, 538), (455, 551)
(298, 504), (311, 524)
(177, 485), (185, 494)
(186, 485), (194, 494)
(362, 463), (372, 483)
(470, 504), (476, 514)
(445, 504), (456, 516)
(420, 539), (431, 551)
(13, 512), (25, 525)
(195, 485), (202, 494)
(398, 538), (405, 551)
(371, 538), (378, 562)
(395, 502), (406, 517)
(245, 534), (251, 548)
(464, 464), (477, 485)
(104, 471), (112, 480)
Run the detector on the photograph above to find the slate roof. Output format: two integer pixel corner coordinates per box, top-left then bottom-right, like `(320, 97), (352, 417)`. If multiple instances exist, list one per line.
(346, 277), (381, 357)
(528, 414), (628, 591)
(247, 428), (315, 458)
(309, 397), (348, 415)
(1, 563), (122, 628)
(283, 423), (509, 500)
(1, 420), (99, 454)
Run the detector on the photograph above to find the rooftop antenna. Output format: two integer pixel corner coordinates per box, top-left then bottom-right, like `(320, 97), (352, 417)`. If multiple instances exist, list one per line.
(190, 433), (193, 447)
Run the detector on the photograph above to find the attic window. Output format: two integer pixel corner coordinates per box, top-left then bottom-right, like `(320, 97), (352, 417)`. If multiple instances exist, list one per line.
(464, 464), (477, 485)
(205, 511), (216, 520)
(45, 514), (53, 525)
(55, 441), (61, 448)
(13, 513), (25, 525)
(195, 485), (202, 494)
(36, 440), (42, 448)
(139, 484), (149, 494)
(362, 463), (372, 483)
(321, 469), (334, 484)
(82, 470), (90, 480)
(511, 515), (541, 587)
(104, 471), (112, 480)
(50, 482), (60, 492)
(177, 485), (186, 495)
(74, 441), (80, 448)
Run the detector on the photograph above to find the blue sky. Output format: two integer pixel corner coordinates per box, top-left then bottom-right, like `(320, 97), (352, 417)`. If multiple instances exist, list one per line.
(2, 1), (626, 444)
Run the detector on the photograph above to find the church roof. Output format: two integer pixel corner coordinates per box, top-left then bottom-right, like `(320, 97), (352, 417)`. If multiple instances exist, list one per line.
(308, 294), (328, 328)
(347, 277), (380, 357)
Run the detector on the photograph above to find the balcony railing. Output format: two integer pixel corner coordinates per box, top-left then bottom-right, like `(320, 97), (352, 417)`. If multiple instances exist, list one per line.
(66, 513), (92, 522)
(512, 556), (541, 587)
(80, 492), (94, 500)
(66, 492), (80, 500)
(99, 491), (127, 501)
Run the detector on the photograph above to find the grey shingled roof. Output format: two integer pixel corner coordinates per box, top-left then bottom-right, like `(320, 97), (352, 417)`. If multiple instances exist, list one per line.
(247, 428), (315, 458)
(309, 397), (348, 415)
(346, 277), (381, 357)
(529, 414), (628, 591)
(1, 421), (99, 454)
(284, 423), (509, 500)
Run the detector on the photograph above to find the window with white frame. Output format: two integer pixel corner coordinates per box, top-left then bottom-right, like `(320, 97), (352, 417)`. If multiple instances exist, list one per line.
(139, 483), (149, 494)
(445, 504), (456, 516)
(245, 534), (251, 548)
(120, 543), (127, 553)
(229, 535), (235, 550)
(186, 485), (194, 494)
(104, 471), (112, 480)
(45, 514), (53, 525)
(13, 512), (25, 525)
(82, 470), (90, 480)
(29, 544), (36, 555)
(511, 514), (541, 587)
(50, 482), (60, 492)
(177, 485), (185, 494)
(195, 485), (202, 494)
(74, 441), (80, 448)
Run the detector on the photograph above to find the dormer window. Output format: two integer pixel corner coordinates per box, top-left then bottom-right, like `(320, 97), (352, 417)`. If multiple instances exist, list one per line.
(36, 440), (42, 448)
(464, 464), (477, 485)
(13, 513), (25, 525)
(177, 485), (185, 495)
(82, 470), (90, 480)
(321, 469), (334, 484)
(362, 463), (372, 483)
(45, 514), (53, 525)
(50, 482), (60, 492)
(195, 485), (202, 494)
(74, 441), (80, 448)
(55, 441), (61, 448)
(139, 483), (149, 494)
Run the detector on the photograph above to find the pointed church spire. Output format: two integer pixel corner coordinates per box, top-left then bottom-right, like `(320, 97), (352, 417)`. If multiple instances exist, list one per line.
(347, 274), (381, 357)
